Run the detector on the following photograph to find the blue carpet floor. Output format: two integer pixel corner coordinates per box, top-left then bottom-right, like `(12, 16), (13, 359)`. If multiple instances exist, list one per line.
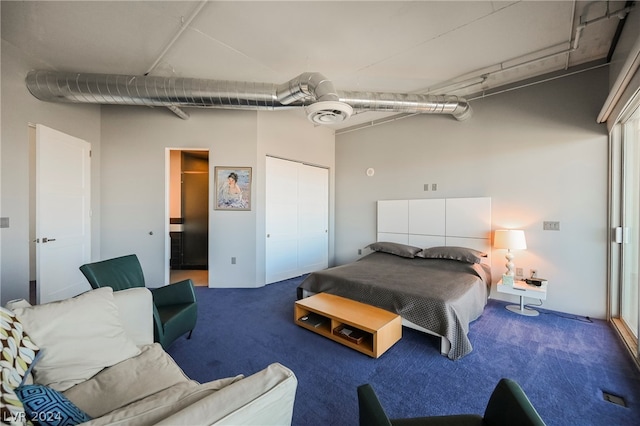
(167, 276), (640, 426)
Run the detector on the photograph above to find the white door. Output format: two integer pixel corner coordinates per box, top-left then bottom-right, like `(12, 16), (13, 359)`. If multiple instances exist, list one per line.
(36, 124), (91, 303)
(266, 157), (300, 284)
(265, 157), (329, 284)
(298, 164), (328, 274)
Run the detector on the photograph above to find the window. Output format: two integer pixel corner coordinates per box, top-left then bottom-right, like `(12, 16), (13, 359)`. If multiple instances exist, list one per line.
(610, 99), (640, 366)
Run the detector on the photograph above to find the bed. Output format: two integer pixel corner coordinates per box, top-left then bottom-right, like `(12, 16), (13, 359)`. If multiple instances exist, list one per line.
(297, 197), (492, 360)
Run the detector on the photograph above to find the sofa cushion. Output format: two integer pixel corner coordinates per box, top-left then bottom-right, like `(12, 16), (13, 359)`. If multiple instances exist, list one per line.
(111, 288), (154, 346)
(63, 343), (194, 418)
(15, 384), (91, 426)
(11, 288), (140, 392)
(156, 362), (298, 426)
(80, 377), (243, 426)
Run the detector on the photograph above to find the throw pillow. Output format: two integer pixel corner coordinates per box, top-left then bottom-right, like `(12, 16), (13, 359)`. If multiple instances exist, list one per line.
(1, 306), (41, 426)
(1, 306), (41, 387)
(1, 376), (27, 426)
(11, 287), (141, 392)
(15, 384), (91, 426)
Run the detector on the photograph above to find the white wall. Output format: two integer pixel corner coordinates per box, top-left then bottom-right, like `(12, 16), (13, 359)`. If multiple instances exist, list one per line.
(100, 106), (335, 288)
(100, 106), (258, 287)
(0, 40), (102, 304)
(335, 67), (609, 319)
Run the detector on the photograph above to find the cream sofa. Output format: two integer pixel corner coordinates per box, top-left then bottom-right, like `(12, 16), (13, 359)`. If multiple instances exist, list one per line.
(6, 287), (297, 425)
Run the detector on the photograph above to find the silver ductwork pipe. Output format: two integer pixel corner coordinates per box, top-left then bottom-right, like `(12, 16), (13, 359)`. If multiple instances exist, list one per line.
(25, 70), (471, 122)
(339, 91), (472, 121)
(277, 72), (340, 104)
(26, 71), (282, 110)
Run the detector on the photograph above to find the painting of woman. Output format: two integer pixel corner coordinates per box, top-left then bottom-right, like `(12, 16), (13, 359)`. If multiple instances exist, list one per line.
(215, 167), (251, 210)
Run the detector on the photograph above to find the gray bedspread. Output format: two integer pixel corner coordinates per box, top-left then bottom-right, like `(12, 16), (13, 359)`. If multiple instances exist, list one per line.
(297, 252), (491, 360)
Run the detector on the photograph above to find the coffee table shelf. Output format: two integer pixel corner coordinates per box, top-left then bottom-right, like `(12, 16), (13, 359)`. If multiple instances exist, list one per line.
(294, 292), (402, 358)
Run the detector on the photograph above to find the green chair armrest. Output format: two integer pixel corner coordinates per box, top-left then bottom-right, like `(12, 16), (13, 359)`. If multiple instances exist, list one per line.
(151, 279), (196, 307)
(151, 304), (165, 344)
(358, 384), (393, 426)
(358, 380), (543, 426)
(484, 378), (546, 426)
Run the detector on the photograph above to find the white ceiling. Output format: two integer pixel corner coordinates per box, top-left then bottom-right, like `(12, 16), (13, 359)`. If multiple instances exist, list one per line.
(1, 1), (630, 129)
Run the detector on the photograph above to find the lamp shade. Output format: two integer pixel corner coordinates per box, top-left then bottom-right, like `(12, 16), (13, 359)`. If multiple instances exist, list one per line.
(494, 229), (527, 250)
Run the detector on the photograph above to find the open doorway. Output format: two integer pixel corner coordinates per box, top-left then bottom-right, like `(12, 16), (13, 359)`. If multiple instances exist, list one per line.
(168, 150), (209, 286)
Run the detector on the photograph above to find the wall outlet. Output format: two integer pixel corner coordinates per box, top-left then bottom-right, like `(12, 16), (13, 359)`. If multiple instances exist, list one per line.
(431, 183), (437, 191)
(515, 267), (523, 277)
(424, 184), (429, 191)
(358, 249), (362, 255)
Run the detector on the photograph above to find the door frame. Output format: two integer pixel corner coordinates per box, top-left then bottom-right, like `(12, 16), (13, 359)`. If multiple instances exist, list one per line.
(164, 148), (210, 286)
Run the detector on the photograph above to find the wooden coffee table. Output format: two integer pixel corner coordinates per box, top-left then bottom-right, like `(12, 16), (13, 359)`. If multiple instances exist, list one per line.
(294, 292), (402, 358)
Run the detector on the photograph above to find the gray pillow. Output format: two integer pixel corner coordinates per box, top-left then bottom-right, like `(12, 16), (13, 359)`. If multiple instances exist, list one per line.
(367, 242), (423, 258)
(418, 246), (487, 264)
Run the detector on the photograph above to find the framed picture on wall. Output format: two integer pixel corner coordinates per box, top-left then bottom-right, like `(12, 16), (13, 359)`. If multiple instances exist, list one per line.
(214, 166), (252, 210)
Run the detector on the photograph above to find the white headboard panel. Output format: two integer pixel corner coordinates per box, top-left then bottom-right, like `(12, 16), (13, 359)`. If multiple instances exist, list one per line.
(377, 197), (492, 262)
(377, 200), (409, 234)
(408, 234), (446, 249)
(408, 199), (445, 235)
(377, 232), (409, 245)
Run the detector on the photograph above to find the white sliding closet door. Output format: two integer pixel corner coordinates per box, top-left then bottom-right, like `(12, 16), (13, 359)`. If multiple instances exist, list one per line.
(298, 164), (328, 274)
(266, 157), (328, 284)
(266, 157), (300, 283)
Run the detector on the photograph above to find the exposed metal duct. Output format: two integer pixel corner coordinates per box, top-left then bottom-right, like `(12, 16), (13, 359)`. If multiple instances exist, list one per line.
(339, 91), (471, 121)
(25, 70), (472, 123)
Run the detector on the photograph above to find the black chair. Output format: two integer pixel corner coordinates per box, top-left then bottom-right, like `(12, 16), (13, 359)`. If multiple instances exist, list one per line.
(79, 254), (198, 349)
(357, 378), (546, 426)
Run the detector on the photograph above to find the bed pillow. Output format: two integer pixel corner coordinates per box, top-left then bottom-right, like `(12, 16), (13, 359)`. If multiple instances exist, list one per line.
(366, 242), (423, 258)
(418, 246), (487, 264)
(11, 287), (141, 392)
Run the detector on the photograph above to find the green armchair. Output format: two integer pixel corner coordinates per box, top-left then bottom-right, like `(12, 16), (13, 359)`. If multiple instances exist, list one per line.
(79, 254), (198, 349)
(357, 378), (546, 426)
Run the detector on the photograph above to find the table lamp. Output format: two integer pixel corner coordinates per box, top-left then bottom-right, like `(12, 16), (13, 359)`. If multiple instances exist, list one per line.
(494, 229), (527, 276)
